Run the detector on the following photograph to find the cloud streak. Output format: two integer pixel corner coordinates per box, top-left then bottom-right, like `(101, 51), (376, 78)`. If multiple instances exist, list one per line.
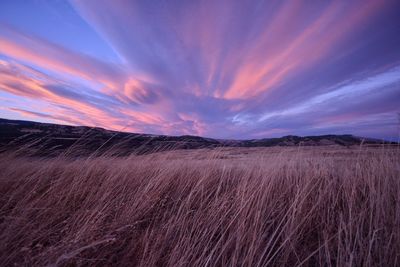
(0, 0), (399, 139)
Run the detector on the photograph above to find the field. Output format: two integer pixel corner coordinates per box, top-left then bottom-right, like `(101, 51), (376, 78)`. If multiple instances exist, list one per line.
(0, 146), (399, 266)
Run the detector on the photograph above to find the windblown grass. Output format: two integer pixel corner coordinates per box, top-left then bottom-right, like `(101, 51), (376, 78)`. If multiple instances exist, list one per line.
(0, 146), (399, 266)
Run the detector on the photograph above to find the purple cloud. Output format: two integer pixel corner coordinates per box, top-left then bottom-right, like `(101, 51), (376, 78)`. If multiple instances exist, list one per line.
(0, 0), (399, 140)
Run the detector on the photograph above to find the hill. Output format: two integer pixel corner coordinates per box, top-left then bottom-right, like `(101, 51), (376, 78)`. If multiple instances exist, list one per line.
(0, 118), (394, 156)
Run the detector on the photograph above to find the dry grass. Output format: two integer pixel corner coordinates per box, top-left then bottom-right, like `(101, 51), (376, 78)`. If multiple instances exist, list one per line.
(0, 146), (399, 266)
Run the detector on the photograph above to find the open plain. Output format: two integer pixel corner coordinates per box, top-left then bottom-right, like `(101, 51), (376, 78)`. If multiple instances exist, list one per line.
(0, 146), (399, 266)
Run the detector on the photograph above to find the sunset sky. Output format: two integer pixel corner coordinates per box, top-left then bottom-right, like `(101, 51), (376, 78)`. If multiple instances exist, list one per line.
(0, 0), (399, 140)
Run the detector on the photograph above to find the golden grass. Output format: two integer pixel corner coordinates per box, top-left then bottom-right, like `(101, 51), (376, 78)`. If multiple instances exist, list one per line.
(0, 146), (399, 266)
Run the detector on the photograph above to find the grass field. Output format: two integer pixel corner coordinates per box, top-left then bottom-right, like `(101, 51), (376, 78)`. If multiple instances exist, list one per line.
(0, 146), (399, 266)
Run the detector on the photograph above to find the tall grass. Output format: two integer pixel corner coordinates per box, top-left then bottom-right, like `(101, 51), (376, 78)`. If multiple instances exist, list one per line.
(0, 147), (399, 266)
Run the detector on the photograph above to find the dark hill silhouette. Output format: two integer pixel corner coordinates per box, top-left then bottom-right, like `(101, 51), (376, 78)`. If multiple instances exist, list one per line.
(0, 118), (395, 156)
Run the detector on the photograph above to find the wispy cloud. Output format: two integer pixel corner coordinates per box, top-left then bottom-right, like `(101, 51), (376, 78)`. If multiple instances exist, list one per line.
(0, 0), (399, 139)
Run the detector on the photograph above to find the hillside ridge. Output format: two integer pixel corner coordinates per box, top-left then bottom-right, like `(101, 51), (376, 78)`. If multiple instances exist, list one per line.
(0, 118), (394, 156)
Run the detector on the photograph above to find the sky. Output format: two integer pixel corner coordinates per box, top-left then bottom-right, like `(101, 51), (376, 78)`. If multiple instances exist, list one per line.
(0, 0), (399, 140)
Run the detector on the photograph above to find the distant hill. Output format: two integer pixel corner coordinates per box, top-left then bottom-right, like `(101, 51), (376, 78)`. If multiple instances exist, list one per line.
(0, 118), (395, 156)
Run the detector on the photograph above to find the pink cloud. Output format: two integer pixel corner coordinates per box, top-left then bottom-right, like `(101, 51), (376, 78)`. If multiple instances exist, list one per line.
(0, 0), (398, 140)
(223, 1), (384, 99)
(0, 25), (125, 89)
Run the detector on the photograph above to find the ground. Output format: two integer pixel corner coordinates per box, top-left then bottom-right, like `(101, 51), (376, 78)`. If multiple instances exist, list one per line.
(0, 145), (399, 266)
